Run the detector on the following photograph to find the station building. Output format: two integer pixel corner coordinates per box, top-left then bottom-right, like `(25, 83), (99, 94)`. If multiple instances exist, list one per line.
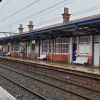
(0, 8), (100, 67)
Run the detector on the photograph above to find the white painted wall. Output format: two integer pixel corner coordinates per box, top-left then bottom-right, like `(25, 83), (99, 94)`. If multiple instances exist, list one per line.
(79, 44), (90, 55)
(40, 41), (42, 55)
(35, 41), (39, 54)
(69, 37), (73, 63)
(94, 43), (99, 66)
(93, 35), (100, 67)
(26, 42), (31, 58)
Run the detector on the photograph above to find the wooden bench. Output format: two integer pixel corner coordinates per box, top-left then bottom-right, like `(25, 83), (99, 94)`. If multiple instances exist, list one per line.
(6, 52), (11, 56)
(37, 54), (46, 60)
(73, 57), (88, 65)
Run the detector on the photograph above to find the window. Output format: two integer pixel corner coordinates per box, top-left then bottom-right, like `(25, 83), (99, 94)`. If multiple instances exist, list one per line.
(79, 36), (90, 44)
(42, 40), (48, 53)
(32, 44), (35, 51)
(62, 38), (69, 53)
(79, 44), (90, 55)
(55, 38), (61, 53)
(73, 37), (77, 43)
(79, 36), (90, 55)
(13, 43), (19, 51)
(79, 37), (83, 43)
(94, 35), (99, 43)
(49, 40), (53, 53)
(53, 38), (70, 54)
(84, 36), (90, 43)
(48, 38), (69, 54)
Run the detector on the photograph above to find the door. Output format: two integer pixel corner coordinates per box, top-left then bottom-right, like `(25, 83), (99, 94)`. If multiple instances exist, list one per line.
(94, 43), (99, 67)
(73, 37), (77, 61)
(7, 45), (10, 52)
(31, 43), (35, 59)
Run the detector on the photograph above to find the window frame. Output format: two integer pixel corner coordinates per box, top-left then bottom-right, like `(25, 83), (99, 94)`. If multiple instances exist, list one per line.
(42, 40), (48, 54)
(79, 36), (90, 44)
(61, 38), (69, 54)
(13, 43), (19, 51)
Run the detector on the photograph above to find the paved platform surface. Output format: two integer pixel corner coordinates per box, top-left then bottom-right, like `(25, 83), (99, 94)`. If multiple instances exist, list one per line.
(24, 58), (100, 75)
(0, 86), (16, 100)
(1, 56), (100, 75)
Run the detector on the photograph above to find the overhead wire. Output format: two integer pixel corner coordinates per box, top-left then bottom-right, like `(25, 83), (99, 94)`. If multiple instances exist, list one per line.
(72, 5), (100, 16)
(0, 0), (71, 24)
(0, 0), (41, 21)
(11, 17), (62, 32)
(0, 0), (11, 19)
(0, 1), (100, 32)
(24, 0), (75, 19)
(0, 0), (11, 8)
(0, 0), (74, 28)
(14, 5), (100, 32)
(35, 5), (100, 26)
(24, 4), (100, 27)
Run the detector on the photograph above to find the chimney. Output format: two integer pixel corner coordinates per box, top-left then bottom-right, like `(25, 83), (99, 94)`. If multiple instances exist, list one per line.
(28, 21), (34, 32)
(61, 7), (71, 23)
(18, 24), (24, 34)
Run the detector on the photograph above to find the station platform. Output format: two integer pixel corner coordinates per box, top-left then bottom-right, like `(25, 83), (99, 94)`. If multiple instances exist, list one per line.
(1, 56), (100, 76)
(0, 86), (16, 100)
(21, 58), (100, 75)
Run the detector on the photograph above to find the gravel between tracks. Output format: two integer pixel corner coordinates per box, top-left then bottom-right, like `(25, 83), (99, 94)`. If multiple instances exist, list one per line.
(0, 75), (45, 100)
(0, 65), (87, 100)
(1, 64), (100, 100)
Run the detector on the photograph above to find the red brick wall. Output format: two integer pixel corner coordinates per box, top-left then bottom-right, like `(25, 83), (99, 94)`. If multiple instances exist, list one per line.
(35, 53), (69, 63)
(11, 51), (19, 58)
(47, 54), (69, 63)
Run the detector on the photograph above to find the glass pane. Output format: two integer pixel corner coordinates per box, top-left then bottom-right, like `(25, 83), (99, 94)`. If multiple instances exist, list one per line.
(73, 37), (77, 43)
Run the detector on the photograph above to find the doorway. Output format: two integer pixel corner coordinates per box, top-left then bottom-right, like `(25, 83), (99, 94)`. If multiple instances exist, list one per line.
(93, 35), (99, 67)
(31, 43), (35, 59)
(94, 43), (99, 67)
(72, 37), (77, 61)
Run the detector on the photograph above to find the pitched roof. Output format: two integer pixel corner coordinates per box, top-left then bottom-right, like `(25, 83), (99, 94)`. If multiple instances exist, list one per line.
(0, 14), (100, 42)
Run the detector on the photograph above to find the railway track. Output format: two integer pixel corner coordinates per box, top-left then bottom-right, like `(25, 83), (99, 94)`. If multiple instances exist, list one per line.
(1, 57), (100, 92)
(0, 74), (47, 100)
(0, 64), (89, 100)
(1, 62), (100, 93)
(0, 62), (100, 100)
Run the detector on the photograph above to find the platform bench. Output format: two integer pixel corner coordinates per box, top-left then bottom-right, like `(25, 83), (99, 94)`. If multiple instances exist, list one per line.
(73, 57), (88, 65)
(37, 54), (46, 60)
(6, 52), (11, 56)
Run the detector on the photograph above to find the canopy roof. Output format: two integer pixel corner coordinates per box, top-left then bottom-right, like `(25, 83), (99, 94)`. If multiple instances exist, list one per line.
(0, 14), (100, 44)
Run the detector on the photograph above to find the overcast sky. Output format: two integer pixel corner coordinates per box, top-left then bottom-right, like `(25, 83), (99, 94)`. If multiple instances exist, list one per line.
(0, 0), (100, 37)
